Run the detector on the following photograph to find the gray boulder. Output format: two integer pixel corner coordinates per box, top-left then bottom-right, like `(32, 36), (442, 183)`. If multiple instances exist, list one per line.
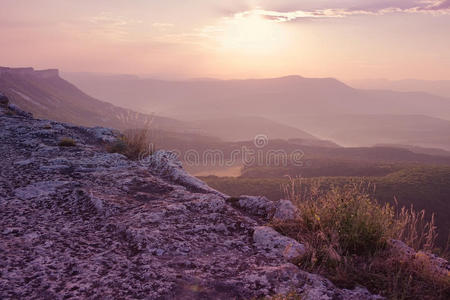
(234, 195), (275, 217)
(85, 126), (120, 143)
(273, 199), (298, 221)
(253, 226), (306, 260)
(389, 239), (449, 277)
(7, 103), (33, 118)
(144, 150), (227, 197)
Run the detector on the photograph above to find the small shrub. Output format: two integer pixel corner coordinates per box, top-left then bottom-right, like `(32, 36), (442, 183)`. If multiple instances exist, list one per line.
(0, 98), (9, 107)
(279, 179), (394, 257)
(275, 177), (449, 299)
(122, 128), (153, 160)
(107, 119), (154, 160)
(58, 137), (76, 147)
(5, 110), (15, 116)
(226, 197), (240, 207)
(107, 139), (128, 155)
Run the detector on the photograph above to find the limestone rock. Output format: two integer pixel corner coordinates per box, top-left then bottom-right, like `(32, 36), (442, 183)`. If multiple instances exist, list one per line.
(273, 199), (298, 221)
(85, 126), (120, 143)
(145, 150), (227, 197)
(7, 103), (33, 118)
(14, 181), (70, 200)
(253, 226), (306, 260)
(389, 239), (415, 258)
(389, 239), (449, 278)
(234, 195), (275, 218)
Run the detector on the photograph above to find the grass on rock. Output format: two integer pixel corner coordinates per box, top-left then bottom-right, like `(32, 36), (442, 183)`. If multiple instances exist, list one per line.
(272, 177), (449, 299)
(58, 137), (76, 147)
(107, 120), (154, 160)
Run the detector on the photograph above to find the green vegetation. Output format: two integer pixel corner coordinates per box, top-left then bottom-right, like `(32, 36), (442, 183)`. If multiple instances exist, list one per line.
(58, 137), (76, 147)
(202, 163), (450, 298)
(242, 159), (403, 178)
(202, 166), (450, 248)
(282, 182), (396, 256)
(272, 180), (449, 299)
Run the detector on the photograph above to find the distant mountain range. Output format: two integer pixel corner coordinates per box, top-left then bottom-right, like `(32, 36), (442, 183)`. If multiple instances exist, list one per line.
(0, 67), (323, 143)
(348, 78), (450, 99)
(2, 67), (449, 151)
(374, 144), (450, 157)
(191, 116), (319, 142)
(63, 73), (450, 119)
(0, 67), (187, 131)
(63, 72), (450, 150)
(286, 114), (450, 151)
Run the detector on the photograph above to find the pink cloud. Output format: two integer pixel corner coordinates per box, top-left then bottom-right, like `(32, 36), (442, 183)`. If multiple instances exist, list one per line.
(232, 0), (450, 23)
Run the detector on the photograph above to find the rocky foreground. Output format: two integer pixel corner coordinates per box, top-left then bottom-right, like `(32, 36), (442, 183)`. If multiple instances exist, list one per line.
(0, 96), (380, 299)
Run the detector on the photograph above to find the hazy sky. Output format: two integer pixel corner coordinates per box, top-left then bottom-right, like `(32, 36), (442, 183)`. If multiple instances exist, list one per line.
(1, 0), (450, 80)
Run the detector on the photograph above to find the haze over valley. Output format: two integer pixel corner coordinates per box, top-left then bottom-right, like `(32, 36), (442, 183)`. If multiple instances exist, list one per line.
(63, 71), (450, 150)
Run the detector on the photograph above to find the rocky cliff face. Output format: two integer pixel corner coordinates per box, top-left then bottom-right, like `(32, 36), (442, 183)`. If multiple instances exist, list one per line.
(0, 67), (189, 132)
(0, 67), (59, 79)
(0, 99), (380, 299)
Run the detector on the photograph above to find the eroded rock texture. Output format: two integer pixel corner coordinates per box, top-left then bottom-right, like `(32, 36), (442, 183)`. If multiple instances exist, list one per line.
(0, 103), (381, 299)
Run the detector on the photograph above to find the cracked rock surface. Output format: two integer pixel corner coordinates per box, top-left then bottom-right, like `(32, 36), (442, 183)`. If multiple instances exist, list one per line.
(0, 103), (381, 299)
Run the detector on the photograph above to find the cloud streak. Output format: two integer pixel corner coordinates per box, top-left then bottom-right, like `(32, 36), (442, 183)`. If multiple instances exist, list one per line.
(421, 0), (450, 10)
(232, 0), (450, 23)
(86, 12), (143, 40)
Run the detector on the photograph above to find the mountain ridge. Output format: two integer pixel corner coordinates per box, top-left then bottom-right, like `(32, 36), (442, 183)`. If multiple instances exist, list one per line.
(349, 78), (450, 99)
(1, 67), (326, 143)
(63, 71), (450, 151)
(191, 116), (320, 142)
(0, 67), (188, 132)
(62, 71), (450, 119)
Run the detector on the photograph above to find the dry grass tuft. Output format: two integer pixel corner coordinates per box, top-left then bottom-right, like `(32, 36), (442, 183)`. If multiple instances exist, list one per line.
(275, 177), (450, 299)
(393, 201), (438, 252)
(107, 119), (154, 160)
(58, 137), (76, 147)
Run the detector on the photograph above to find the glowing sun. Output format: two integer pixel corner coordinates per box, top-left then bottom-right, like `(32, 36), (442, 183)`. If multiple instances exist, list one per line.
(214, 14), (289, 55)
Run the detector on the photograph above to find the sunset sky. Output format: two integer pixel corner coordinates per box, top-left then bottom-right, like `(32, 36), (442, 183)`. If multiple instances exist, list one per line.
(1, 0), (450, 80)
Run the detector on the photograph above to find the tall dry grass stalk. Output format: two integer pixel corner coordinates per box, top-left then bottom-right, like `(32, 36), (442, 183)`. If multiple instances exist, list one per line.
(281, 177), (439, 253)
(276, 177), (449, 299)
(281, 176), (322, 204)
(122, 128), (153, 160)
(393, 199), (438, 252)
(108, 117), (154, 160)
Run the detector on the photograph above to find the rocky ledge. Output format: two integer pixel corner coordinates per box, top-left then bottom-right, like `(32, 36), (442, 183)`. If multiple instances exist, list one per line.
(0, 98), (381, 299)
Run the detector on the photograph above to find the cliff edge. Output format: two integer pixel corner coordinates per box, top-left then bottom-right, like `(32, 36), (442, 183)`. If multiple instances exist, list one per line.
(0, 97), (380, 299)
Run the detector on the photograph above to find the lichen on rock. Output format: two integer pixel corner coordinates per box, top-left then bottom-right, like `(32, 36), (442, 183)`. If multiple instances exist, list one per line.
(253, 226), (306, 260)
